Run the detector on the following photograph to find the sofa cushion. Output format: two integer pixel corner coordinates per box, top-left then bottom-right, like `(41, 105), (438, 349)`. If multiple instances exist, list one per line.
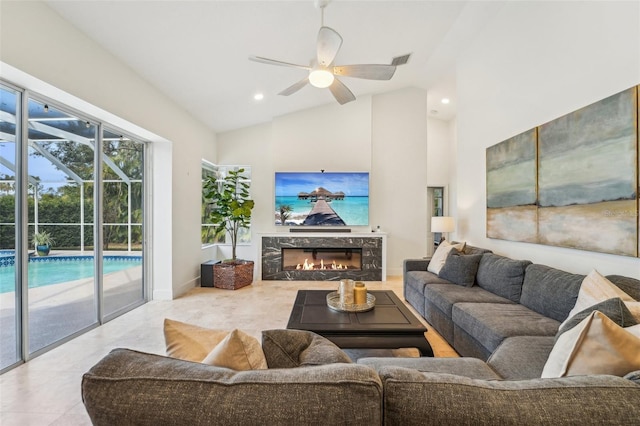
(424, 299), (457, 345)
(476, 253), (531, 302)
(438, 249), (484, 287)
(358, 357), (501, 380)
(487, 336), (555, 380)
(377, 366), (640, 426)
(261, 329), (352, 368)
(556, 297), (638, 341)
(82, 348), (383, 426)
(452, 302), (560, 355)
(461, 245), (493, 256)
(542, 311), (640, 378)
(520, 264), (585, 322)
(406, 270), (451, 297)
(425, 284), (513, 320)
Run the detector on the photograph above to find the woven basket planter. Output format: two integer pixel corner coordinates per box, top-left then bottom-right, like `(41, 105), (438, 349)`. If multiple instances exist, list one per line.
(213, 260), (254, 290)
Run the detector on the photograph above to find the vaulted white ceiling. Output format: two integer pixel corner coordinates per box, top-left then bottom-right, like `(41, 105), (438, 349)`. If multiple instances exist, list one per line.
(45, 0), (506, 133)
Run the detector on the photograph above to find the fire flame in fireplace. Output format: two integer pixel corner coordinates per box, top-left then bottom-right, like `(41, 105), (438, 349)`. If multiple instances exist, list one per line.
(296, 258), (349, 270)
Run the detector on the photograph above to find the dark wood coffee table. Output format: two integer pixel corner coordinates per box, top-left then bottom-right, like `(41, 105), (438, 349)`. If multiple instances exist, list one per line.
(287, 289), (433, 356)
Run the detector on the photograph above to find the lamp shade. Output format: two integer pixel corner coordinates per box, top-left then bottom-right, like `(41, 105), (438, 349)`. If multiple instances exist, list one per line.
(431, 216), (455, 233)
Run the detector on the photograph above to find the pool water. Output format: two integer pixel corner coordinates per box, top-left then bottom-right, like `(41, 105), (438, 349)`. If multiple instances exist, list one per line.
(0, 256), (142, 294)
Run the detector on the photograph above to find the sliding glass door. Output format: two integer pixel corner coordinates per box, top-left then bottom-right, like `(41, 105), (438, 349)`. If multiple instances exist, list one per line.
(102, 129), (145, 318)
(0, 85), (20, 370)
(0, 82), (148, 372)
(26, 98), (98, 355)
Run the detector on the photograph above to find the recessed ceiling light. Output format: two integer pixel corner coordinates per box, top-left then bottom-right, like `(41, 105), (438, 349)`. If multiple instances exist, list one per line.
(254, 93), (264, 101)
(441, 98), (450, 104)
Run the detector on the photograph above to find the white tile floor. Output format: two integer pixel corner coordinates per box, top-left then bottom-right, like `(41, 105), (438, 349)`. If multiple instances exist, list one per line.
(0, 277), (455, 425)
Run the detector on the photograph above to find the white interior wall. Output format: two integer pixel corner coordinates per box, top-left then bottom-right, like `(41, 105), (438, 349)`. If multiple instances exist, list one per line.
(218, 88), (429, 277)
(426, 117), (452, 187)
(272, 99), (372, 172)
(371, 88), (428, 273)
(215, 122), (273, 262)
(454, 1), (640, 278)
(448, 117), (459, 223)
(425, 116), (454, 254)
(1, 1), (218, 298)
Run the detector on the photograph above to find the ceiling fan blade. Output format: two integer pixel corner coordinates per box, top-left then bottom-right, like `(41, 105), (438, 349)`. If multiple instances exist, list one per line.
(317, 26), (343, 67)
(328, 78), (356, 105)
(249, 56), (310, 71)
(333, 64), (397, 80)
(278, 77), (309, 96)
(392, 53), (411, 66)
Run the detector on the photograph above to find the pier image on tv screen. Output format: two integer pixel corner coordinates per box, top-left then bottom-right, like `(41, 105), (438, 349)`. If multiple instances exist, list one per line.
(275, 172), (369, 226)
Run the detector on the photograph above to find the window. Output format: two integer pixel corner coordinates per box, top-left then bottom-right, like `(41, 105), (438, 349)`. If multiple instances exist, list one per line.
(201, 162), (224, 245)
(201, 162), (251, 246)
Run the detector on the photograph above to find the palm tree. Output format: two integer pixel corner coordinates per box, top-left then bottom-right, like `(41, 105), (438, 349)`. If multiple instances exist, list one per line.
(279, 204), (293, 225)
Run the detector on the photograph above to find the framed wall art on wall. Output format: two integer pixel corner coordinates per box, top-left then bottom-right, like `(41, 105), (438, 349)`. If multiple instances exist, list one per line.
(487, 85), (639, 258)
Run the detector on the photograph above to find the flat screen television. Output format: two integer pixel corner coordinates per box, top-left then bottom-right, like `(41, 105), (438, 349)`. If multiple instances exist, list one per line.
(275, 172), (369, 226)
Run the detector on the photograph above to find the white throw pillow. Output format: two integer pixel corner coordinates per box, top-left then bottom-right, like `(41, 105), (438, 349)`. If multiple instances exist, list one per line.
(542, 311), (640, 378)
(427, 240), (465, 275)
(202, 329), (268, 370)
(561, 270), (638, 330)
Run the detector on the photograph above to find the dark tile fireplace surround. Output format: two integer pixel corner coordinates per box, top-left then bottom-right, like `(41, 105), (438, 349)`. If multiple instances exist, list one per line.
(261, 234), (385, 281)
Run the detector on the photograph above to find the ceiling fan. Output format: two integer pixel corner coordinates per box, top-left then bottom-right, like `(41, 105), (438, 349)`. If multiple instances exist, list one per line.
(249, 0), (410, 105)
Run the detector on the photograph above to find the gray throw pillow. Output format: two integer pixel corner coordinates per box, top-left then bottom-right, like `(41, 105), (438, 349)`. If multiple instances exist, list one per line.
(438, 249), (483, 287)
(476, 253), (532, 302)
(262, 329), (352, 368)
(555, 297), (638, 342)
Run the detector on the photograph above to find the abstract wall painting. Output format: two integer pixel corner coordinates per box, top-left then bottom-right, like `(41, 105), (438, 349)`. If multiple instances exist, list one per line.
(486, 129), (538, 243)
(538, 87), (637, 257)
(487, 85), (639, 257)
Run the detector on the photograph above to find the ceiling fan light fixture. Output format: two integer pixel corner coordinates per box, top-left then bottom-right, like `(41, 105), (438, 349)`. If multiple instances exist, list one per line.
(309, 69), (334, 88)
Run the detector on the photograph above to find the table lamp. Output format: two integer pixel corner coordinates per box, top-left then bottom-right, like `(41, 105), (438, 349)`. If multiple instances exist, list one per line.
(431, 216), (455, 243)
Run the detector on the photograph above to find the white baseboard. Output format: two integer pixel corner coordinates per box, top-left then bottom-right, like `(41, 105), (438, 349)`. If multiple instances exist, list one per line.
(387, 266), (402, 277)
(153, 277), (198, 300)
(152, 288), (173, 301)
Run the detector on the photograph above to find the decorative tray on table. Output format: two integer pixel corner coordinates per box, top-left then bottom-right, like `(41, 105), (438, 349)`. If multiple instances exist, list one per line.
(326, 291), (376, 313)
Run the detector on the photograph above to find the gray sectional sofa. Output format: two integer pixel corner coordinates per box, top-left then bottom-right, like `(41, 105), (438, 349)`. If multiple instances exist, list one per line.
(82, 250), (640, 425)
(403, 247), (640, 379)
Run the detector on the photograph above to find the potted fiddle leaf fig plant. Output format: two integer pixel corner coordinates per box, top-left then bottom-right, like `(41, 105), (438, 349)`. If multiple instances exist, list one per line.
(32, 231), (55, 256)
(203, 168), (255, 290)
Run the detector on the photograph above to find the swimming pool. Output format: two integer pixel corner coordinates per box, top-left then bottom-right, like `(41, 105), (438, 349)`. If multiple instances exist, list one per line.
(0, 255), (142, 294)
